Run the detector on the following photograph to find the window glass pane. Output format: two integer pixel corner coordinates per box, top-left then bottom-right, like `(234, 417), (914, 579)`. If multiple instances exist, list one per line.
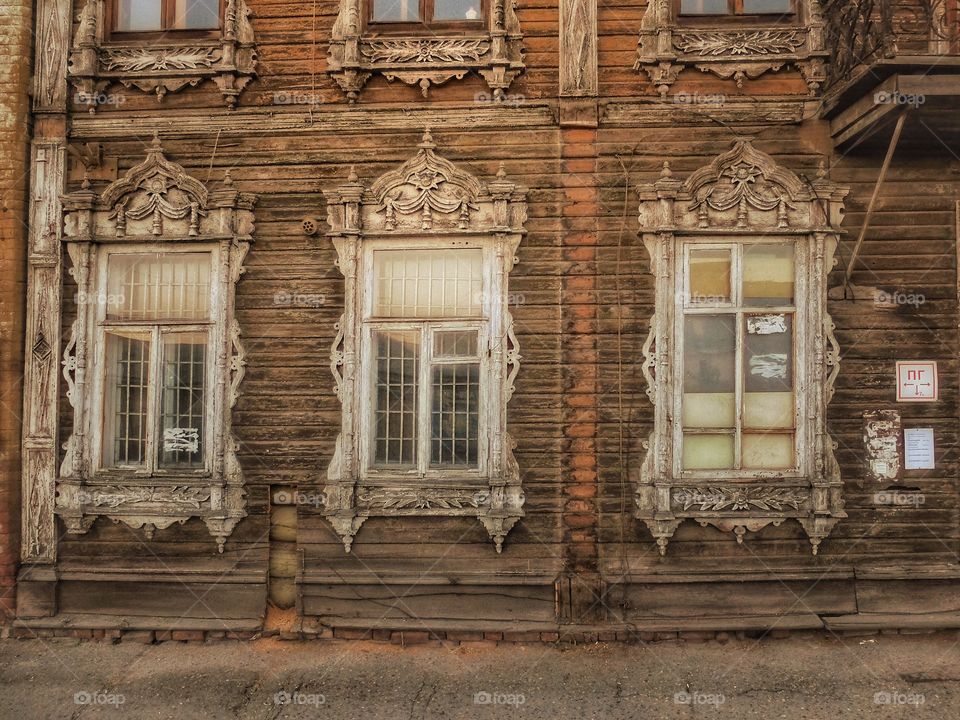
(745, 314), (792, 392)
(683, 315), (736, 428)
(683, 393), (736, 429)
(107, 253), (211, 322)
(683, 434), (735, 470)
(372, 0), (421, 21)
(431, 363), (480, 467)
(689, 248), (731, 304)
(434, 330), (478, 358)
(744, 392), (794, 429)
(374, 249), (483, 318)
(742, 434), (794, 469)
(374, 331), (419, 467)
(680, 0), (729, 14)
(172, 0), (220, 29)
(159, 332), (207, 469)
(742, 0), (792, 13)
(434, 0), (482, 20)
(743, 244), (794, 306)
(116, 0), (163, 31)
(103, 332), (151, 467)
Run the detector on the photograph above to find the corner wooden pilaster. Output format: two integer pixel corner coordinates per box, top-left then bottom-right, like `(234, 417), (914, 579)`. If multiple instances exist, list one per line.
(18, 0), (72, 616)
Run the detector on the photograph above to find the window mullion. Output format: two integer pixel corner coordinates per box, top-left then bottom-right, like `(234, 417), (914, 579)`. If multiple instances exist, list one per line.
(147, 325), (162, 474)
(418, 324), (432, 476)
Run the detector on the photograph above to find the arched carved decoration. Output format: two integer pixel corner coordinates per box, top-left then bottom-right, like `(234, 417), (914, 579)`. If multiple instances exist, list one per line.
(636, 139), (848, 555)
(58, 134), (256, 551)
(327, 0), (525, 102)
(68, 0), (257, 110)
(323, 130), (527, 552)
(636, 0), (829, 97)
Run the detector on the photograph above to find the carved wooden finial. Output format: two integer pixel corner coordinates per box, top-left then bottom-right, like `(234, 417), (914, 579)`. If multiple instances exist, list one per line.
(497, 162), (507, 179)
(817, 158), (828, 179)
(420, 127), (435, 149)
(347, 165), (358, 183)
(660, 161), (672, 178)
(150, 130), (162, 150)
(81, 172), (91, 190)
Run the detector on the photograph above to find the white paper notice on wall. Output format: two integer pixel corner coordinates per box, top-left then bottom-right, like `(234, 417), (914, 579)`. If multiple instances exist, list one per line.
(903, 428), (935, 470)
(164, 427), (199, 453)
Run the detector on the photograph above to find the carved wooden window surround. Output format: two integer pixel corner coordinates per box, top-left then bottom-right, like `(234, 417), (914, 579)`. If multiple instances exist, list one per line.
(69, 0), (257, 109)
(58, 134), (256, 551)
(637, 0), (829, 97)
(636, 139), (848, 555)
(327, 0), (525, 101)
(323, 130), (527, 553)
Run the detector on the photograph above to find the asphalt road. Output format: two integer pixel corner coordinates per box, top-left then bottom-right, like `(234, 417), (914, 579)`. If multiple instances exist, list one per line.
(1, 631), (958, 719)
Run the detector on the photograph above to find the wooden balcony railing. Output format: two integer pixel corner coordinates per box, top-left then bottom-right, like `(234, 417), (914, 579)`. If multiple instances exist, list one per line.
(823, 0), (960, 86)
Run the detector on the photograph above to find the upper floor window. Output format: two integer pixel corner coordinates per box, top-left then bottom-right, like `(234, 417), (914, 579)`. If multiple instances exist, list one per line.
(678, 0), (793, 16)
(113, 0), (221, 34)
(369, 0), (484, 27)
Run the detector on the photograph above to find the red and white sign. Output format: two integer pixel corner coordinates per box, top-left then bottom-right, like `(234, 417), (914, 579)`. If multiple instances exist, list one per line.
(896, 361), (938, 402)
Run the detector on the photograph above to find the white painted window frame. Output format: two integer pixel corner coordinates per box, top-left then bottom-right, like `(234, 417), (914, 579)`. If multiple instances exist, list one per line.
(673, 236), (807, 480)
(636, 139), (848, 555)
(322, 130), (527, 553)
(88, 244), (220, 478)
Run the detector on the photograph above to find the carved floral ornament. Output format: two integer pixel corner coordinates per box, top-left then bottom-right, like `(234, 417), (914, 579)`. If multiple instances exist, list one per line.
(636, 139), (848, 555)
(327, 0), (525, 101)
(322, 130), (527, 553)
(57, 134), (256, 551)
(68, 0), (257, 109)
(636, 0), (829, 97)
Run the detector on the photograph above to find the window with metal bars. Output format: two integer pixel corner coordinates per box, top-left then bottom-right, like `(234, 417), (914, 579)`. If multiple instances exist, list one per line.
(99, 251), (213, 473)
(365, 247), (487, 476)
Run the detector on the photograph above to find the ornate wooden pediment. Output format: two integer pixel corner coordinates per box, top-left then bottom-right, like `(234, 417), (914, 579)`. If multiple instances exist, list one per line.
(321, 130), (527, 553)
(57, 134), (256, 551)
(326, 0), (525, 101)
(636, 0), (829, 97)
(68, 0), (257, 109)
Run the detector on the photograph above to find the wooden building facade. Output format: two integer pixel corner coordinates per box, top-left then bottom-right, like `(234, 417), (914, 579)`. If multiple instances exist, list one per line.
(6, 0), (960, 636)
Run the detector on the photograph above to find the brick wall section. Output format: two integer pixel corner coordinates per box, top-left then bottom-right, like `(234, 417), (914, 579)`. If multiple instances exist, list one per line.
(0, 0), (32, 619)
(560, 125), (602, 619)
